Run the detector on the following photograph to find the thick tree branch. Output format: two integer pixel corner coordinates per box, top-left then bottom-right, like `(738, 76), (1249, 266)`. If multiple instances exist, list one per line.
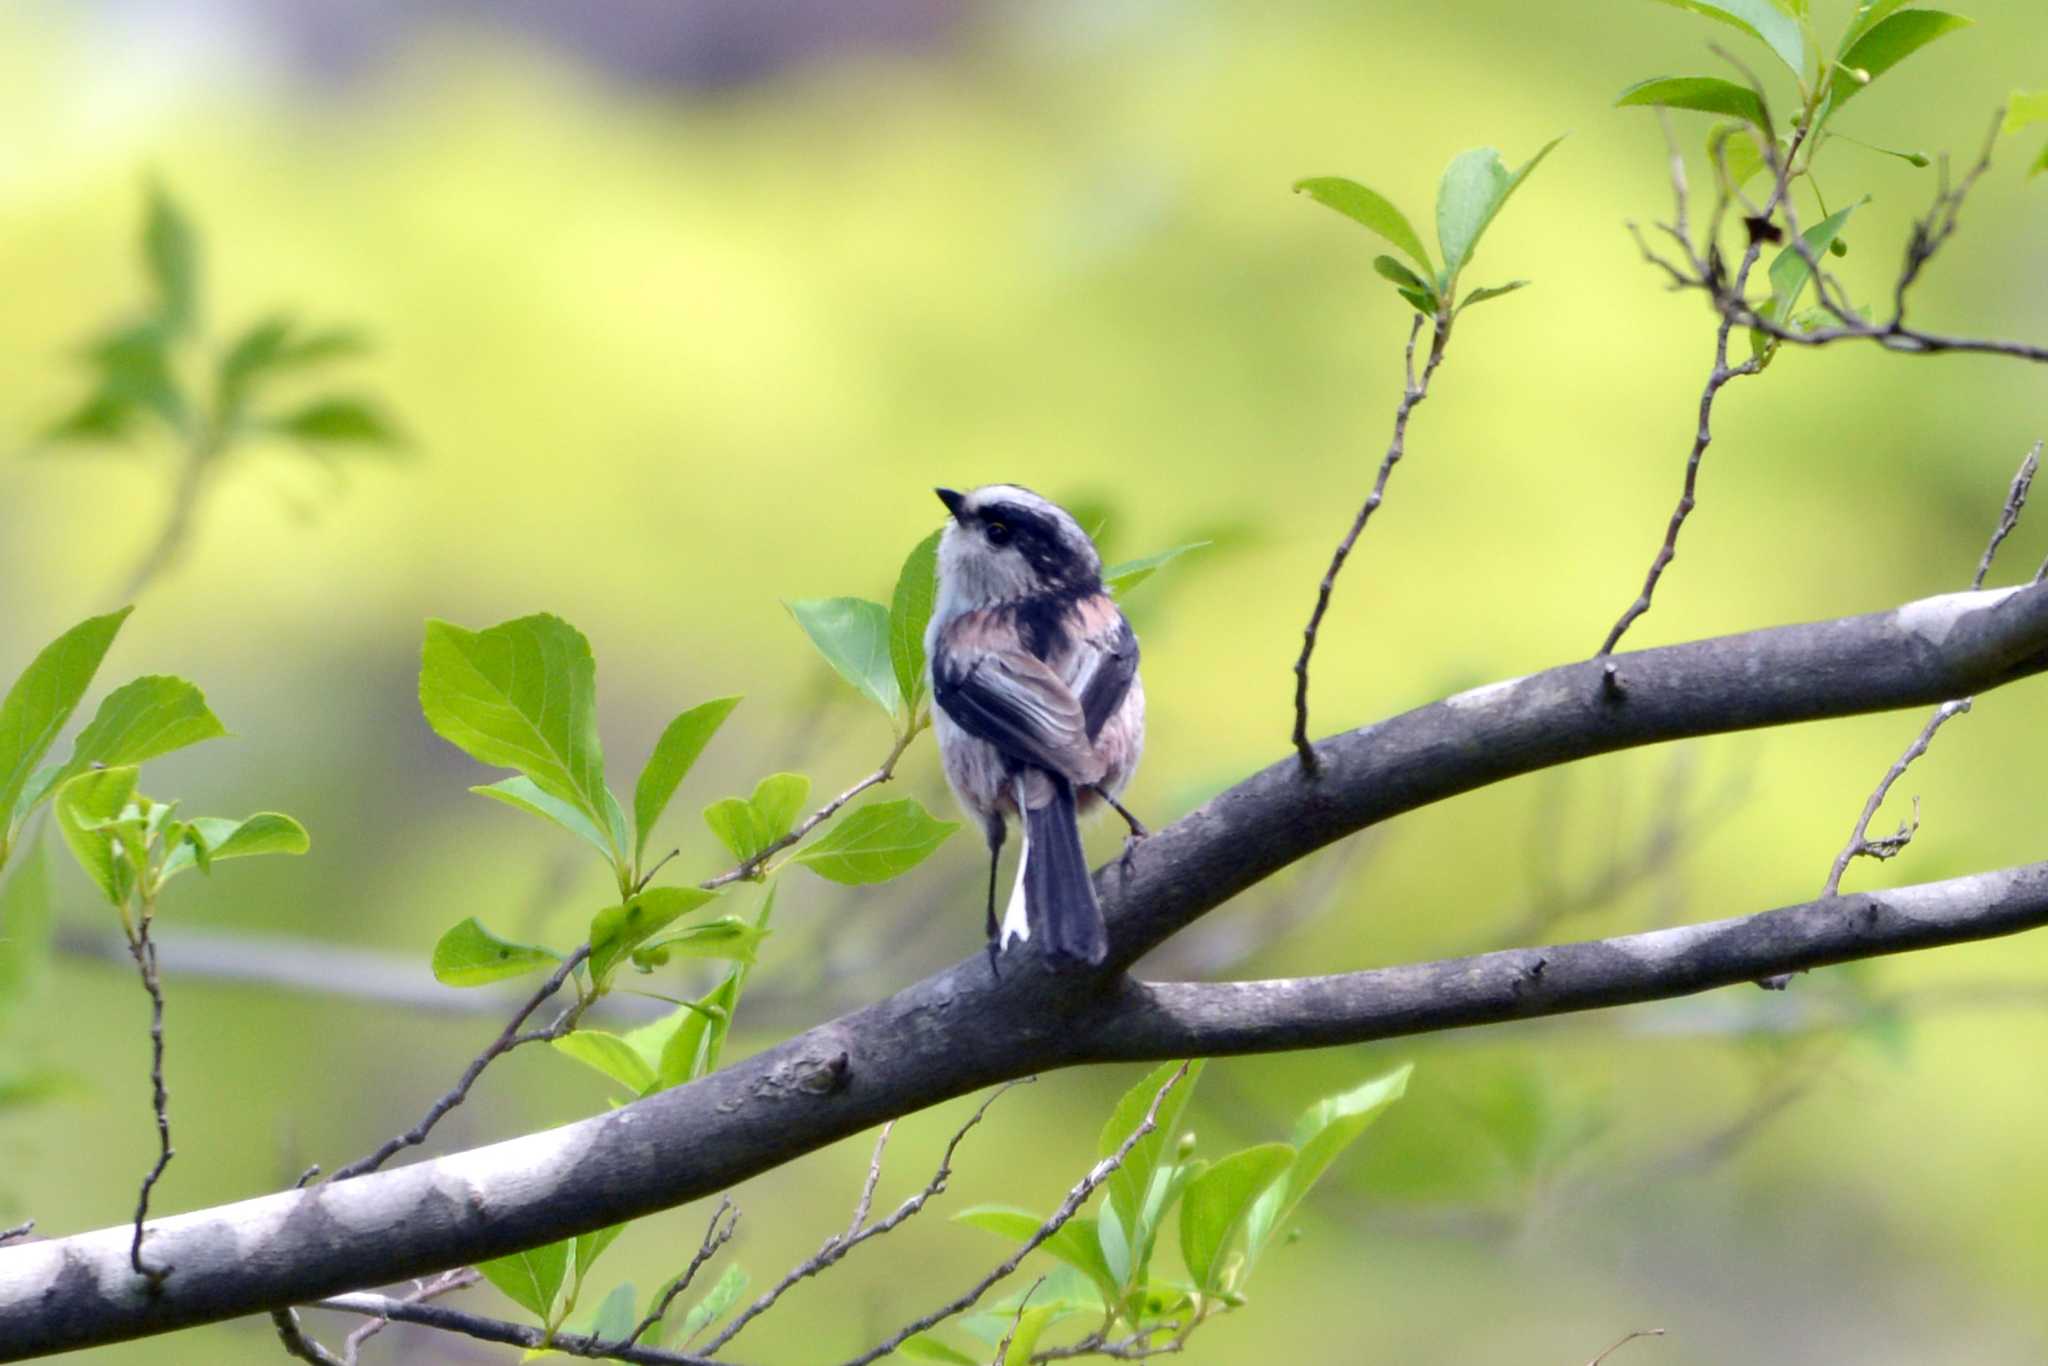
(7, 583), (2048, 1359)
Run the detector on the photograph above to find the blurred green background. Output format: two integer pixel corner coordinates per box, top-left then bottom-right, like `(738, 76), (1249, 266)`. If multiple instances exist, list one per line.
(4, 0), (2048, 1361)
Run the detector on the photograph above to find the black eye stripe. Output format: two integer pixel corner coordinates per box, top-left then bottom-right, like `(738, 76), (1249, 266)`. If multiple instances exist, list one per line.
(975, 503), (1060, 545)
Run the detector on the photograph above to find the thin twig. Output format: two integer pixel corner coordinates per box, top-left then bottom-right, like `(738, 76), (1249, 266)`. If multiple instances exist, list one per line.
(1976, 442), (2041, 591)
(314, 1292), (728, 1366)
(612, 1198), (739, 1351)
(701, 726), (920, 890)
(326, 944), (592, 1182)
(271, 1307), (345, 1366)
(989, 1276), (1046, 1365)
(1293, 312), (1451, 771)
(1772, 440), (2045, 988)
(119, 441), (213, 602)
(705, 1082), (1027, 1354)
(126, 916), (174, 1288)
(1600, 114), (1809, 656)
(337, 1268), (481, 1364)
(841, 1065), (1189, 1366)
(1032, 1327), (1187, 1361)
(1587, 1328), (1666, 1366)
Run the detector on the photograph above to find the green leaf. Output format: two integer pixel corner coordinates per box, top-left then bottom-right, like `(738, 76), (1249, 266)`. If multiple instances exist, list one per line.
(957, 1206), (1121, 1312)
(0, 609), (131, 824)
(702, 773), (811, 863)
(1838, 0), (1917, 53)
(420, 615), (619, 863)
(553, 1028), (658, 1093)
(143, 182), (200, 334)
(1458, 280), (1531, 312)
(0, 840), (52, 1031)
(1244, 1064), (1411, 1269)
(2006, 91), (2048, 136)
(582, 1281), (636, 1340)
(268, 395), (400, 446)
(889, 530), (944, 722)
(1646, 0), (1806, 77)
(1766, 199), (1861, 325)
(1394, 286), (1436, 315)
(633, 697), (741, 863)
(1001, 1306), (1058, 1365)
(1616, 75), (1769, 127)
(574, 1224), (629, 1285)
(83, 323), (186, 432)
(1099, 1060), (1204, 1282)
(430, 916), (561, 987)
(1435, 137), (1562, 280)
(473, 776), (616, 863)
(1372, 257), (1440, 316)
(1832, 11), (1971, 106)
(657, 968), (743, 1090)
(793, 798), (958, 884)
(1371, 254), (1431, 292)
(1178, 1143), (1294, 1294)
(479, 1240), (570, 1322)
(2032, 142), (2048, 180)
(1290, 178), (1434, 275)
(628, 916), (768, 970)
(1102, 542), (1209, 597)
(158, 812), (310, 882)
(20, 675), (228, 823)
(900, 1336), (980, 1364)
(667, 1263), (748, 1346)
(52, 767), (140, 906)
(588, 886), (720, 983)
(1707, 123), (1773, 192)
(786, 598), (901, 719)
(216, 318), (370, 422)
(41, 391), (138, 445)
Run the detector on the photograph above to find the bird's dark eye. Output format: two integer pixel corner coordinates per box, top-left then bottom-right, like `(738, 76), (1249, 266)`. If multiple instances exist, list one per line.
(984, 521), (1012, 545)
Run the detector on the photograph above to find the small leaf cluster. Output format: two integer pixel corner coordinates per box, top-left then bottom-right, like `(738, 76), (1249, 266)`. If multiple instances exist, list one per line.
(40, 183), (397, 462)
(1616, 1), (2005, 358)
(1295, 139), (1561, 320)
(910, 1061), (1412, 1362)
(0, 608), (304, 934)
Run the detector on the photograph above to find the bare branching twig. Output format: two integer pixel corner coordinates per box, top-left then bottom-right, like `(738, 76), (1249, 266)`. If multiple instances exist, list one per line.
(1774, 441), (2043, 988)
(611, 1198), (739, 1352)
(705, 1082), (1027, 1354)
(327, 944), (592, 1182)
(1601, 114), (1808, 656)
(841, 1065), (1190, 1366)
(1294, 313), (1451, 770)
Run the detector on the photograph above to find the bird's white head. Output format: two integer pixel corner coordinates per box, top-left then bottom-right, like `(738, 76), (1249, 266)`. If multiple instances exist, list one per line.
(932, 485), (1102, 609)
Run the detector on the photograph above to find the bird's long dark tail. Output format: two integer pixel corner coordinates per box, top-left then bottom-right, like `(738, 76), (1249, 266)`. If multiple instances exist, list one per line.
(1025, 775), (1107, 966)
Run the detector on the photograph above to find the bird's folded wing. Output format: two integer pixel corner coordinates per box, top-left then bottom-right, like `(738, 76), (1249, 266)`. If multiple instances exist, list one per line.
(1066, 603), (1138, 742)
(934, 640), (1106, 785)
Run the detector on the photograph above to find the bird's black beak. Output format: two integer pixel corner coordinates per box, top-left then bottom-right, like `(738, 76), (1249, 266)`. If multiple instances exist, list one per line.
(934, 487), (967, 521)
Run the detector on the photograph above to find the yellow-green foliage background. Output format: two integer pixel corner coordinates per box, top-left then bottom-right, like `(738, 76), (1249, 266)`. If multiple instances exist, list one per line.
(4, 1), (2048, 1361)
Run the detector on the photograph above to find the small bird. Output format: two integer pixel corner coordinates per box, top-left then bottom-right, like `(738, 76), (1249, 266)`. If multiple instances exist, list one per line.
(925, 485), (1146, 969)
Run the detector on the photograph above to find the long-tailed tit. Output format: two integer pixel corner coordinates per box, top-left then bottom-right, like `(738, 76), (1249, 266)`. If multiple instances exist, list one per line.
(925, 485), (1146, 969)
